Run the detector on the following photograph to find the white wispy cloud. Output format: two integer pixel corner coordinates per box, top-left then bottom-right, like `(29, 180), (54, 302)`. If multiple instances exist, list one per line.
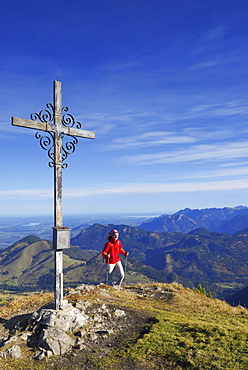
(1, 179), (248, 200)
(189, 56), (242, 71)
(173, 166), (248, 181)
(220, 160), (248, 168)
(121, 141), (248, 165)
(183, 126), (245, 140)
(162, 100), (248, 124)
(63, 180), (248, 196)
(189, 59), (222, 70)
(203, 26), (226, 42)
(0, 189), (52, 199)
(193, 25), (226, 55)
(77, 111), (154, 134)
(106, 130), (197, 150)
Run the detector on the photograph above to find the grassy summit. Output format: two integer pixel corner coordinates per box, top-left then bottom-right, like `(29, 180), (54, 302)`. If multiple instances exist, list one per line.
(93, 284), (248, 370)
(0, 283), (247, 369)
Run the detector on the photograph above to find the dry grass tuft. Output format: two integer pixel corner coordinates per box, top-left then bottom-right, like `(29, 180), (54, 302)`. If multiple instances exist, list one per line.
(0, 292), (53, 318)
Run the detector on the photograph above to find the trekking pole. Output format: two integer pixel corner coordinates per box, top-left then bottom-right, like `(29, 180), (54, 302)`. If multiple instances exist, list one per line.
(120, 254), (128, 287)
(106, 257), (109, 285)
(124, 254), (128, 274)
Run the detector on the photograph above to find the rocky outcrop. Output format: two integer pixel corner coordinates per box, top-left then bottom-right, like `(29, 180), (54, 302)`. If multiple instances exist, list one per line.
(0, 284), (132, 360)
(0, 283), (174, 363)
(0, 344), (23, 359)
(30, 300), (89, 357)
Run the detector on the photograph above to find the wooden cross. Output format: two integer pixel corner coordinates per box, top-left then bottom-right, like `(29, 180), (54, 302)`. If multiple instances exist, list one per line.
(12, 80), (95, 310)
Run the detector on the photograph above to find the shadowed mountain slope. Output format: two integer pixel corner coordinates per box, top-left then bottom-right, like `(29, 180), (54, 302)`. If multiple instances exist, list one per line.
(215, 214), (248, 235)
(71, 223), (184, 263)
(145, 227), (248, 295)
(138, 213), (199, 233)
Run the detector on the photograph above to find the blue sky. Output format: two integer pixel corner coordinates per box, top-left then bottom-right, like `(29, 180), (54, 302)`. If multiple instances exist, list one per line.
(1, 0), (248, 216)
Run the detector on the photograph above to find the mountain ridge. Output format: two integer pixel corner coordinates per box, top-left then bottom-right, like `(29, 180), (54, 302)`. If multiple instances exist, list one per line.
(2, 208), (248, 299)
(71, 223), (248, 298)
(139, 205), (248, 234)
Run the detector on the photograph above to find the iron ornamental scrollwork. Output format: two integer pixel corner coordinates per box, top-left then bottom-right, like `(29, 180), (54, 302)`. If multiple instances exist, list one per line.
(62, 106), (82, 129)
(61, 135), (79, 169)
(31, 103), (83, 168)
(35, 131), (55, 167)
(30, 103), (55, 123)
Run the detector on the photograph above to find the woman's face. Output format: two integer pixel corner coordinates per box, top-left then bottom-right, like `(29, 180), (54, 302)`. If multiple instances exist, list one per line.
(112, 232), (119, 240)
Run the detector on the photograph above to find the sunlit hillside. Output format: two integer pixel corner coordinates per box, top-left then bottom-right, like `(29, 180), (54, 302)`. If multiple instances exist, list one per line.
(0, 283), (247, 369)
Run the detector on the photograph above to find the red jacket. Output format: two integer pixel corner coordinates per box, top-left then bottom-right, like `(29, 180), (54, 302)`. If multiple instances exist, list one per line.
(102, 239), (127, 264)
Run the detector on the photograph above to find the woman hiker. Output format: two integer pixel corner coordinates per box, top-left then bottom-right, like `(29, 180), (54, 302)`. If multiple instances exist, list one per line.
(102, 229), (129, 286)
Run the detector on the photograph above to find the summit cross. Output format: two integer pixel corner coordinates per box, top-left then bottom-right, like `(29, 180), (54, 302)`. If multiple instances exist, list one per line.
(12, 80), (95, 309)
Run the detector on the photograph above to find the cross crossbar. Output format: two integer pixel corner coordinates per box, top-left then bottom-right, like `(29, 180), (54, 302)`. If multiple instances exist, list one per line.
(12, 117), (95, 139)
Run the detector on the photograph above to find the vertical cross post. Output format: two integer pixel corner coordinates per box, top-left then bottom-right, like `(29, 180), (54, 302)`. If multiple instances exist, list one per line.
(12, 80), (95, 310)
(54, 80), (63, 227)
(54, 81), (64, 310)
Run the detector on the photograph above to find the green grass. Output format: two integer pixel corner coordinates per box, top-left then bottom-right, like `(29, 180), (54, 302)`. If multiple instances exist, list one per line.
(123, 314), (248, 369)
(87, 283), (248, 370)
(216, 282), (244, 289)
(0, 283), (248, 369)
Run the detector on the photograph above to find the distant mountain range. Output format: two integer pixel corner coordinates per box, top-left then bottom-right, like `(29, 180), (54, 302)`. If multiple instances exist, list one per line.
(1, 206), (248, 302)
(71, 223), (248, 298)
(138, 206), (248, 234)
(0, 233), (161, 291)
(71, 223), (184, 262)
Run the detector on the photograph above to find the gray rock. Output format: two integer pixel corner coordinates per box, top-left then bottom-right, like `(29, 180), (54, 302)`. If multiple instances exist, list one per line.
(65, 289), (78, 295)
(32, 304), (88, 333)
(46, 350), (53, 358)
(38, 327), (75, 356)
(75, 284), (87, 291)
(75, 338), (87, 350)
(6, 345), (23, 359)
(89, 332), (98, 342)
(30, 302), (89, 356)
(93, 313), (102, 322)
(20, 332), (31, 341)
(74, 284), (95, 293)
(74, 300), (92, 311)
(4, 336), (19, 345)
(96, 304), (111, 319)
(114, 309), (126, 317)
